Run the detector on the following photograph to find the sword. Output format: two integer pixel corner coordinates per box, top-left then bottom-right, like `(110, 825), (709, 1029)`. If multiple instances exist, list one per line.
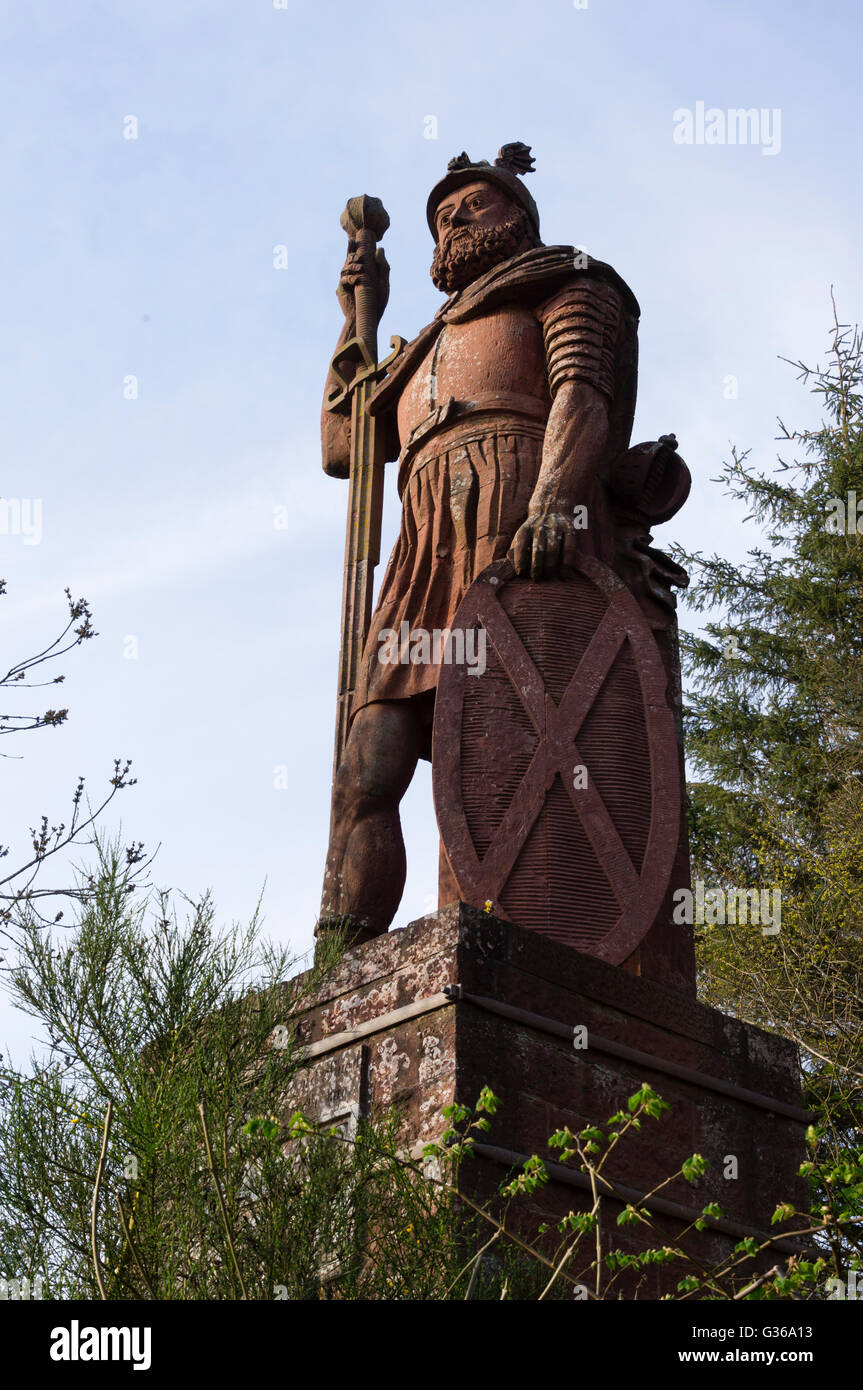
(324, 195), (405, 776)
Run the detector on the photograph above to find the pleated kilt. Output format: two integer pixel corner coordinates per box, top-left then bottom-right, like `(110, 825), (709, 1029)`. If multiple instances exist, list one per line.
(350, 416), (546, 736)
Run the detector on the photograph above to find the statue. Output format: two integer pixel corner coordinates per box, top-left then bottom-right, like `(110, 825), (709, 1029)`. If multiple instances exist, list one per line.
(297, 175), (806, 1276)
(317, 144), (694, 988)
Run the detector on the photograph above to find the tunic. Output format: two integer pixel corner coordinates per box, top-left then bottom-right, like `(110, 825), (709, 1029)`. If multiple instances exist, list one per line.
(348, 245), (638, 753)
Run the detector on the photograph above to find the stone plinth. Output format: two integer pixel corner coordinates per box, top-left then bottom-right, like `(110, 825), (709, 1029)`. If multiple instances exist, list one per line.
(284, 904), (809, 1295)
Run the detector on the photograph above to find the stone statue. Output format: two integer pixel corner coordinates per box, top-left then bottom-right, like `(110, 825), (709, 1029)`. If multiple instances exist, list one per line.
(298, 171), (806, 1273)
(317, 145), (693, 987)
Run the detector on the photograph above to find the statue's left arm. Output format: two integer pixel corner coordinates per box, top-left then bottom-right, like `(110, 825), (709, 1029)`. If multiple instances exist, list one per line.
(511, 278), (621, 580)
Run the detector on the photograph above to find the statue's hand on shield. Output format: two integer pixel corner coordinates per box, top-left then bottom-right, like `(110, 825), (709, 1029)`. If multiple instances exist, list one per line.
(510, 510), (581, 581)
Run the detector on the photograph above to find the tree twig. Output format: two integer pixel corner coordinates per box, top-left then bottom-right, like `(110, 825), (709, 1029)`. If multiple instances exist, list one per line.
(90, 1100), (113, 1300)
(198, 1100), (248, 1300)
(116, 1192), (157, 1300)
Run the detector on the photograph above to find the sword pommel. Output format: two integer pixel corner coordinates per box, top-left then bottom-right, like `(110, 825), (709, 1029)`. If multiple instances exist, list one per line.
(340, 195), (390, 242)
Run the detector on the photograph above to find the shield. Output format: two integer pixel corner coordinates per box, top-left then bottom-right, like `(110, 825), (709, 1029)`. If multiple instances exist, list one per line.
(432, 555), (681, 964)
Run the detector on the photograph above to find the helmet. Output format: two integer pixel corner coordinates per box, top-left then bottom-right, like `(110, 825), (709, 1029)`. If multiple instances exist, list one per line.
(426, 142), (540, 241)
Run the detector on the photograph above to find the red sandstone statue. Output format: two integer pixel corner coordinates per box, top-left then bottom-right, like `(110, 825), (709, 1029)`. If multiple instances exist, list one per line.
(317, 145), (693, 985)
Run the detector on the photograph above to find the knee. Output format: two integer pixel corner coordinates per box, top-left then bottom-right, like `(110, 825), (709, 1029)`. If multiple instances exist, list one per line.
(335, 704), (419, 813)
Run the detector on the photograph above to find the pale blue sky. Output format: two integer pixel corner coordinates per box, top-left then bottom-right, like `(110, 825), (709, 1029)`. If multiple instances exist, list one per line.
(2, 0), (861, 1059)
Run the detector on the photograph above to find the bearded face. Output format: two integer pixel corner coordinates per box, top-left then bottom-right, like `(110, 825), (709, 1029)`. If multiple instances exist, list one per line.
(431, 204), (537, 293)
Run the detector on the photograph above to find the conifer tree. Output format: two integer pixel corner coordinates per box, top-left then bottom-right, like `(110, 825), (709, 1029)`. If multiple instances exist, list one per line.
(671, 300), (863, 1157)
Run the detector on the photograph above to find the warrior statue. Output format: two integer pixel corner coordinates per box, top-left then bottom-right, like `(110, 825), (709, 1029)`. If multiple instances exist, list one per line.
(317, 144), (693, 990)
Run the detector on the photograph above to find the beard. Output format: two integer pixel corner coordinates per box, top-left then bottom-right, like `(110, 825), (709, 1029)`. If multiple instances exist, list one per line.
(430, 208), (536, 293)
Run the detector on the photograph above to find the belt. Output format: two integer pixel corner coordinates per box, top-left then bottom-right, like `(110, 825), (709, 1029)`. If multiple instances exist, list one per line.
(397, 392), (548, 492)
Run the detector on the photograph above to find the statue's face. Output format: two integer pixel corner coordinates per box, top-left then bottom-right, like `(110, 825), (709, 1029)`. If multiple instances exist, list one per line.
(430, 179), (536, 293)
(433, 180), (516, 241)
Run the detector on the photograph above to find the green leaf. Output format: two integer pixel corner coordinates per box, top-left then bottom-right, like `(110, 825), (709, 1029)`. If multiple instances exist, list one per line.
(548, 1126), (576, 1150)
(682, 1153), (708, 1183)
(626, 1083), (669, 1119)
(677, 1275), (701, 1293)
(475, 1086), (501, 1115)
(617, 1203), (649, 1227)
(578, 1126), (604, 1144)
(771, 1202), (795, 1225)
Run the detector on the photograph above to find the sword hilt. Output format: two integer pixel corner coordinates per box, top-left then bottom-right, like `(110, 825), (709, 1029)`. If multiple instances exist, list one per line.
(324, 334), (408, 417)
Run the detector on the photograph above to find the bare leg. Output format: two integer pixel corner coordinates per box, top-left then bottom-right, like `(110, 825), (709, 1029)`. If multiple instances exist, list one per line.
(318, 700), (424, 941)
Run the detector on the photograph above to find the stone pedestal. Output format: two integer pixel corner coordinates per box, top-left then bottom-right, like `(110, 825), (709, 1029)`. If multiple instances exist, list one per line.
(285, 904), (809, 1296)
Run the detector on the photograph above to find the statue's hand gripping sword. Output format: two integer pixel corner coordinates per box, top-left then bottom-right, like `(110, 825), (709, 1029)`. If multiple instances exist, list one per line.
(324, 195), (406, 775)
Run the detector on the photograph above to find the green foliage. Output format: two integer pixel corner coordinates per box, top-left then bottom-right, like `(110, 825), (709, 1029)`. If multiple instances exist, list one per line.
(0, 847), (555, 1301)
(501, 1153), (549, 1197)
(672, 304), (863, 1224)
(682, 1154), (708, 1183)
(3, 846), (862, 1300)
(0, 836), (313, 1299)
